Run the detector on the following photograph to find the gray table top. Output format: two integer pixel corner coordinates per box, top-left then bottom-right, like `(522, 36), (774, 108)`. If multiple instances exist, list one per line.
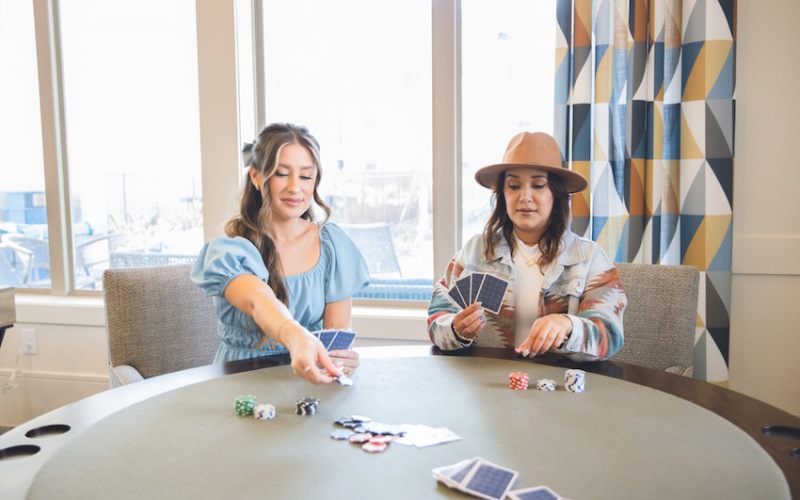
(14, 354), (791, 500)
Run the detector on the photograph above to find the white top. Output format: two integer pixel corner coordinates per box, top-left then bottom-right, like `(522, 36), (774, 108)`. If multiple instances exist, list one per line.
(511, 235), (545, 347)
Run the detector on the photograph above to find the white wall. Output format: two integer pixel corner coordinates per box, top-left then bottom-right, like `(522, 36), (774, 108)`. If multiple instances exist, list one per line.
(2, 1), (799, 427)
(728, 0), (800, 416)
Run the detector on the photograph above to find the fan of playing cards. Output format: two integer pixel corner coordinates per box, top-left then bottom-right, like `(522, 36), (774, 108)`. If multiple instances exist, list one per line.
(448, 273), (510, 314)
(310, 329), (356, 351)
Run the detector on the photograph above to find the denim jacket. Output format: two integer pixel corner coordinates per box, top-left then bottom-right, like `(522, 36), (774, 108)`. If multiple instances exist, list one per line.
(427, 229), (626, 361)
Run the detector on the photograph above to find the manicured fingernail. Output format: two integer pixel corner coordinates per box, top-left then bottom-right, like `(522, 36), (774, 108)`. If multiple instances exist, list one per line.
(523, 349), (530, 357)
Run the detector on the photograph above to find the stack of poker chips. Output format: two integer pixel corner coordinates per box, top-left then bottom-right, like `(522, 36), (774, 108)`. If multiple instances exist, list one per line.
(253, 403), (276, 420)
(295, 396), (320, 415)
(508, 372), (529, 390)
(234, 394), (257, 416)
(565, 369), (586, 393)
(535, 378), (557, 391)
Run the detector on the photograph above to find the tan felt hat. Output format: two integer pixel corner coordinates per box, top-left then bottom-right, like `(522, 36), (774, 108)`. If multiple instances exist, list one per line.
(474, 131), (588, 193)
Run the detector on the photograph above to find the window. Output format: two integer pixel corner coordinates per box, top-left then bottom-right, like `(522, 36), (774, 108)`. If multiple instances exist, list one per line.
(250, 0), (433, 300)
(461, 0), (557, 240)
(0, 1), (48, 288)
(0, 0), (203, 291)
(2, 1), (558, 302)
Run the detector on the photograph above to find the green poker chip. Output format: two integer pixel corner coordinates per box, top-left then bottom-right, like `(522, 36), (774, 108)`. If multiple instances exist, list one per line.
(234, 394), (257, 416)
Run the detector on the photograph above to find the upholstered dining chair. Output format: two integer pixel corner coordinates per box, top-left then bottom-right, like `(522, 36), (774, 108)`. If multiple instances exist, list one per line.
(102, 264), (220, 387)
(613, 262), (700, 376)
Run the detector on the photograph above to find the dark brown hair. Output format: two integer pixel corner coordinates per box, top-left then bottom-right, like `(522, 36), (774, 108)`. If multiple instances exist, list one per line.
(482, 171), (571, 267)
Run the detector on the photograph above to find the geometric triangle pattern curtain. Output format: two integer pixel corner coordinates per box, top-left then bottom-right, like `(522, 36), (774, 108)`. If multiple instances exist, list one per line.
(553, 0), (736, 382)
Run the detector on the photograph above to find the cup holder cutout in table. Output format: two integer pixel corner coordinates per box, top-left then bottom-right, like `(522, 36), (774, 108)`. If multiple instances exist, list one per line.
(24, 424), (71, 438)
(0, 444), (41, 461)
(761, 425), (800, 443)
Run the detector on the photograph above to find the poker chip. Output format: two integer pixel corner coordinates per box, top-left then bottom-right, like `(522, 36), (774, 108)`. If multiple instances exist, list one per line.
(362, 441), (388, 453)
(508, 372), (529, 390)
(536, 378), (557, 391)
(368, 434), (393, 445)
(253, 403), (276, 420)
(234, 394), (257, 416)
(296, 396), (320, 415)
(330, 429), (354, 440)
(565, 369), (586, 393)
(348, 432), (373, 444)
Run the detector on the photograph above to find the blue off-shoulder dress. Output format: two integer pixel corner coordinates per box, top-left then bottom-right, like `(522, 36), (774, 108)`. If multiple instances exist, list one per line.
(190, 222), (370, 363)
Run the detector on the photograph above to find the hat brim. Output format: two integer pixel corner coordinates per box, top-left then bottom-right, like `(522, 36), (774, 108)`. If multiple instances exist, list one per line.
(475, 162), (588, 194)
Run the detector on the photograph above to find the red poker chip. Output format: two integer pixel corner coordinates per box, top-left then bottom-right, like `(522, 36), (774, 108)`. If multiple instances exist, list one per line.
(368, 435), (393, 444)
(362, 441), (388, 453)
(348, 432), (373, 444)
(509, 372), (529, 390)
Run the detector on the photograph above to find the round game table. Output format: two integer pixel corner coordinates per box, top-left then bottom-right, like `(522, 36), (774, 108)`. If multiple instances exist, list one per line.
(0, 346), (797, 499)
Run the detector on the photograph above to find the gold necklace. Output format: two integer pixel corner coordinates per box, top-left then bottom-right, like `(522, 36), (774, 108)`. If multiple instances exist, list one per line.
(516, 240), (540, 267)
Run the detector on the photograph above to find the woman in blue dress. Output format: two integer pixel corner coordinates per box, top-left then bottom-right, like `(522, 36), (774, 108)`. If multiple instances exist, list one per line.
(191, 123), (369, 384)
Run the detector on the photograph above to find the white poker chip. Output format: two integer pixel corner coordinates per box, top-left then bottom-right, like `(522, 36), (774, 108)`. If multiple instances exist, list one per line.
(253, 403), (276, 420)
(536, 378), (557, 391)
(565, 369), (586, 393)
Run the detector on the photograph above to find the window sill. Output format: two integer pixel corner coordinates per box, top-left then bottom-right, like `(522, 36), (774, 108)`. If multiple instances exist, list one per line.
(13, 293), (429, 342)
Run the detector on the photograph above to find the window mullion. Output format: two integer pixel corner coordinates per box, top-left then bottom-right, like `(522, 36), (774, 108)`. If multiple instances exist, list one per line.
(431, 0), (462, 279)
(32, 0), (73, 295)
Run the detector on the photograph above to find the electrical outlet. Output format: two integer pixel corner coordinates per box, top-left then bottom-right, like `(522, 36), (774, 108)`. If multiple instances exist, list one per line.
(22, 329), (38, 355)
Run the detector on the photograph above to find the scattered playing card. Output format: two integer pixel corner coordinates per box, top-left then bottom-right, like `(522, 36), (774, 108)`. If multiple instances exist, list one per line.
(461, 459), (519, 500)
(507, 486), (566, 500)
(394, 425), (461, 448)
(433, 457), (518, 500)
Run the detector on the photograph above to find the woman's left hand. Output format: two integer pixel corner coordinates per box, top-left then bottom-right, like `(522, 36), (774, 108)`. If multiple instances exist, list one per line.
(515, 314), (573, 357)
(329, 349), (360, 376)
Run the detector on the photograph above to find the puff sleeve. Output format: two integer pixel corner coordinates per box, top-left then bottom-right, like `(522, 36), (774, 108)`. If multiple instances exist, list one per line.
(320, 223), (370, 303)
(190, 236), (269, 297)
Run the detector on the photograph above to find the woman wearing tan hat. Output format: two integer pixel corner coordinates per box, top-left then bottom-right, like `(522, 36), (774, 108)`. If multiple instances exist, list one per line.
(427, 131), (626, 361)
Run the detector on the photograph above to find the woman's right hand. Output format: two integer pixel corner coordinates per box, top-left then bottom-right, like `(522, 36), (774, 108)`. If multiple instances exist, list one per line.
(452, 302), (485, 340)
(281, 325), (341, 384)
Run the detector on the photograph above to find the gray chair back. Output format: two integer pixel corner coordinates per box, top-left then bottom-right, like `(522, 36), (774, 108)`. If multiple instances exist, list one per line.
(103, 264), (220, 386)
(613, 263), (700, 376)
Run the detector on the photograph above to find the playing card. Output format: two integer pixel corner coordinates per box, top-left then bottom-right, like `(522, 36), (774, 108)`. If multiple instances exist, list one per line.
(470, 272), (486, 303)
(455, 276), (473, 306)
(394, 425), (461, 448)
(433, 459), (476, 489)
(448, 283), (467, 309)
(476, 273), (509, 314)
(460, 458), (518, 500)
(311, 329), (356, 351)
(507, 486), (563, 500)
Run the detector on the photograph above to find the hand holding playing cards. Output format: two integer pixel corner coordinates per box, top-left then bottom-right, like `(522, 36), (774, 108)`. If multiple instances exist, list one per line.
(329, 348), (359, 376)
(515, 313), (573, 357)
(452, 302), (486, 340)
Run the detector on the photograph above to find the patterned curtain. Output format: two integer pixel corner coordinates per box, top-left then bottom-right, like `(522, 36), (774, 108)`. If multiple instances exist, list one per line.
(553, 0), (736, 382)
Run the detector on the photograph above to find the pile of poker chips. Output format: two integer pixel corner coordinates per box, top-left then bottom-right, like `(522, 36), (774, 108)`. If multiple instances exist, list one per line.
(234, 394), (257, 416)
(505, 369), (587, 393)
(253, 403), (276, 420)
(535, 378), (556, 391)
(565, 369), (586, 393)
(295, 396), (320, 415)
(508, 372), (529, 390)
(330, 415), (406, 453)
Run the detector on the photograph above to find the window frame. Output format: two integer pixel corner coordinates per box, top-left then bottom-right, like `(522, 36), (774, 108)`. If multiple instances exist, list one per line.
(22, 0), (465, 310)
